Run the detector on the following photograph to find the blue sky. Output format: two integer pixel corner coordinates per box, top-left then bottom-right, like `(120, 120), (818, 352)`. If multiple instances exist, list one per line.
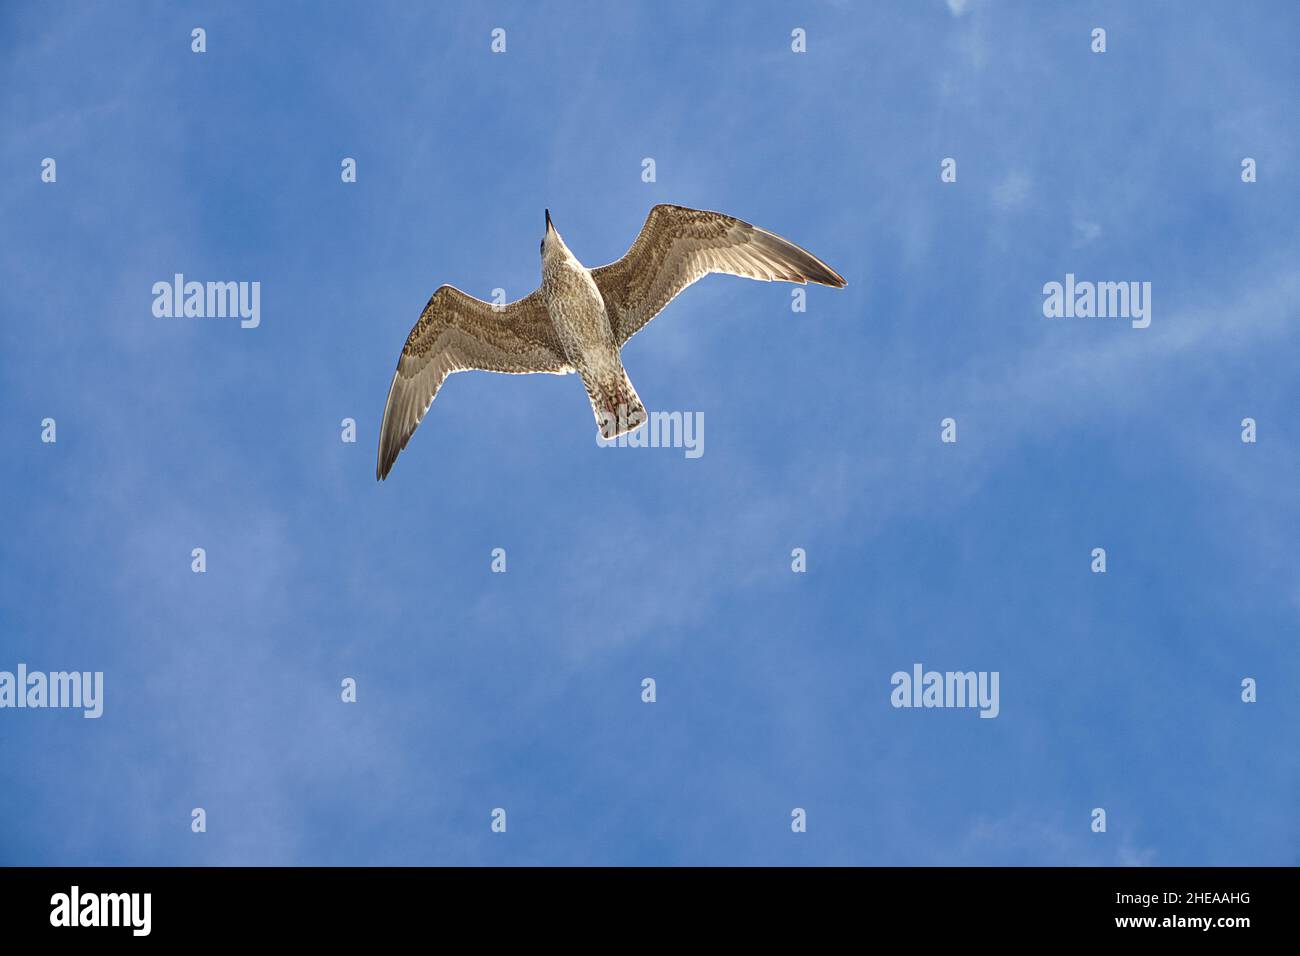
(1, 0), (1297, 865)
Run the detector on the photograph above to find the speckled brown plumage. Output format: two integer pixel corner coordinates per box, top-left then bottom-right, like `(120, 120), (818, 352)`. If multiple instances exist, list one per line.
(376, 286), (569, 480)
(593, 204), (847, 346)
(376, 204), (845, 480)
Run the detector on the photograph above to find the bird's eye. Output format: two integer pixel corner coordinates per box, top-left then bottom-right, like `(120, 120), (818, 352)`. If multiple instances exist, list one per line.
(539, 239), (544, 254)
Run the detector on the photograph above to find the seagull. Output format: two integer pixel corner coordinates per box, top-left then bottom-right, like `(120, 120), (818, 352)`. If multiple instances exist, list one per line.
(376, 204), (846, 480)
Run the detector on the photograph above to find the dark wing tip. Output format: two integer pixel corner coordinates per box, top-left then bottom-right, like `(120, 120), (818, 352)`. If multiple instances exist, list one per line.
(377, 403), (423, 482)
(376, 386), (402, 482)
(752, 227), (847, 289)
(376, 420), (409, 481)
(802, 259), (847, 288)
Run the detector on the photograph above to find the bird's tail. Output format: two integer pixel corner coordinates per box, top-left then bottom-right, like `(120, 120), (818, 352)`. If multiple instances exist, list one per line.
(588, 368), (647, 439)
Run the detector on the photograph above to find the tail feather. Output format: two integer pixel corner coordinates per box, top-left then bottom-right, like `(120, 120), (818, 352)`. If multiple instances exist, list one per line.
(586, 369), (647, 439)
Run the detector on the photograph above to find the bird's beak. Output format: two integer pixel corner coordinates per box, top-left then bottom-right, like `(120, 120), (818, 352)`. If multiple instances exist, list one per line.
(545, 208), (552, 231)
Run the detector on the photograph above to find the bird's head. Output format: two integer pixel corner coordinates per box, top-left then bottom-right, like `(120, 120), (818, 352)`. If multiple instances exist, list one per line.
(540, 208), (572, 265)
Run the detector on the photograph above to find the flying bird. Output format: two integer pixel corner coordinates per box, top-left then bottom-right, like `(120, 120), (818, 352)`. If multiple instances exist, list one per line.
(376, 204), (846, 480)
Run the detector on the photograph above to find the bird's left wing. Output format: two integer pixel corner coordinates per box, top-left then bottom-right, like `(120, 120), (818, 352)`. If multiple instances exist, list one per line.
(590, 204), (846, 347)
(376, 285), (570, 480)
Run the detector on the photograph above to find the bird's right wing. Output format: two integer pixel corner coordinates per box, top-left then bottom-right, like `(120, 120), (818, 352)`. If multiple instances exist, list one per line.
(590, 204), (846, 347)
(376, 285), (570, 480)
